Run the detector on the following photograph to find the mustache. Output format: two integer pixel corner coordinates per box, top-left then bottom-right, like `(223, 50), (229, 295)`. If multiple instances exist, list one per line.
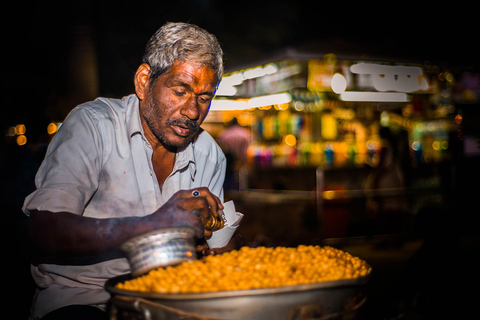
(167, 118), (200, 132)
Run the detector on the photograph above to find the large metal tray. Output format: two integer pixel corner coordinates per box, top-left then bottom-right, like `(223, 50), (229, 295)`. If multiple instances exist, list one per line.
(106, 270), (370, 320)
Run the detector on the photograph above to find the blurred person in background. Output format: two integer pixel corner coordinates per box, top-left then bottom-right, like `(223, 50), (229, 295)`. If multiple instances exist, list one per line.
(217, 117), (251, 190)
(23, 22), (241, 320)
(365, 126), (408, 234)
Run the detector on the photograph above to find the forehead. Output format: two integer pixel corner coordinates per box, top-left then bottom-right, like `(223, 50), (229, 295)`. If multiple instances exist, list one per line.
(161, 61), (218, 90)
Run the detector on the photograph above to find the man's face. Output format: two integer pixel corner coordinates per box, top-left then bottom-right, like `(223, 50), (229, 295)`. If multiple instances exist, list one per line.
(141, 61), (218, 149)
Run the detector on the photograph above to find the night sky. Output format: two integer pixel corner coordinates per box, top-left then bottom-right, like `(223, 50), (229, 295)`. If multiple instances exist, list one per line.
(2, 0), (477, 133)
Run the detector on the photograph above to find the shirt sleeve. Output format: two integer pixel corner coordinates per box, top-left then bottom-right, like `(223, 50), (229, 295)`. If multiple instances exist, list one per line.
(23, 107), (103, 215)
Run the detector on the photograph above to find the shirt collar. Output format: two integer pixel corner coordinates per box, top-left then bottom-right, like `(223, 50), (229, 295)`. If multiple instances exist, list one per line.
(125, 94), (144, 138)
(125, 94), (197, 180)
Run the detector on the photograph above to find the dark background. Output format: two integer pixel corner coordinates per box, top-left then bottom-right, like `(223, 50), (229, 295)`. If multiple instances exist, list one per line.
(2, 1), (478, 318)
(2, 0), (477, 130)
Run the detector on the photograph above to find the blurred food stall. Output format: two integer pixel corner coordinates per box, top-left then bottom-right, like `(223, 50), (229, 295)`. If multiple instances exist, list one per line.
(202, 50), (477, 245)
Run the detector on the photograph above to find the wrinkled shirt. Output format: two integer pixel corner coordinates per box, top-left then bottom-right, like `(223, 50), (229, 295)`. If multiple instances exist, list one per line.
(23, 94), (226, 318)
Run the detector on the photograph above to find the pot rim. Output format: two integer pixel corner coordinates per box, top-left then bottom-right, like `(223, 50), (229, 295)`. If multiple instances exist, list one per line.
(120, 227), (196, 252)
(106, 269), (371, 301)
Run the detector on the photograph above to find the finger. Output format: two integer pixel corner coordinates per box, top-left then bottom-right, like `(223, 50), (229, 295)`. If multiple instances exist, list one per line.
(203, 228), (212, 239)
(195, 242), (208, 252)
(195, 187), (223, 217)
(208, 193), (224, 217)
(208, 248), (222, 255)
(206, 247), (225, 256)
(211, 242), (233, 254)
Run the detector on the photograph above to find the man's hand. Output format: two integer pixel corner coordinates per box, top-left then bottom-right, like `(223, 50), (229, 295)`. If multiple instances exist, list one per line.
(171, 187), (224, 218)
(147, 187), (224, 239)
(196, 233), (243, 256)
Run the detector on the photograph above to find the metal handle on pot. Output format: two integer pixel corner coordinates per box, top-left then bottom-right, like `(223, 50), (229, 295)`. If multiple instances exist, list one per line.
(110, 295), (223, 320)
(287, 296), (367, 320)
(109, 296), (152, 320)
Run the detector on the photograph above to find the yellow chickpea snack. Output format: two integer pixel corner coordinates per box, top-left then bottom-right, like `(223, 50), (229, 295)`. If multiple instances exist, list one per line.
(116, 245), (370, 294)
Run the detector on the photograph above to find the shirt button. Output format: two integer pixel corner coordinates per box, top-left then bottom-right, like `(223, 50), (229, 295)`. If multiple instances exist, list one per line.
(150, 170), (153, 176)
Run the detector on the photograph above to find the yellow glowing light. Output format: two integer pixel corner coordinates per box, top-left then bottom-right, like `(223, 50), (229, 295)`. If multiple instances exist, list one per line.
(274, 103), (289, 111)
(47, 122), (58, 135)
(284, 134), (297, 147)
(16, 134), (27, 146)
(432, 141), (440, 151)
(311, 142), (322, 153)
(323, 190), (336, 200)
(321, 113), (337, 140)
(15, 124), (26, 135)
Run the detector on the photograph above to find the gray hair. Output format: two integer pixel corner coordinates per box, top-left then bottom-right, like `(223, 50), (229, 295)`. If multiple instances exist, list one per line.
(142, 22), (224, 83)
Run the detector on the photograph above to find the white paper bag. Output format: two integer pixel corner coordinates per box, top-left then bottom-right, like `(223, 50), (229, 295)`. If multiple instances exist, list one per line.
(206, 200), (243, 248)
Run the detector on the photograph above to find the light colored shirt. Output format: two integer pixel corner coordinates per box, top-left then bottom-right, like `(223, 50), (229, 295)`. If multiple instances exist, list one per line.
(23, 94), (226, 318)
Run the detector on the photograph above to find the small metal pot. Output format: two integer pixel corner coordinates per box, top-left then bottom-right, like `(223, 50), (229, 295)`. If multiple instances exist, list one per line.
(120, 227), (196, 277)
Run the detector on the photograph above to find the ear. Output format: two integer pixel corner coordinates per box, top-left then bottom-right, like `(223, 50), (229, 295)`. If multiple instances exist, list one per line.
(134, 63), (151, 100)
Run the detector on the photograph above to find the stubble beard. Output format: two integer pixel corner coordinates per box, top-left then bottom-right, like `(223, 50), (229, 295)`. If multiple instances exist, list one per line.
(142, 96), (200, 150)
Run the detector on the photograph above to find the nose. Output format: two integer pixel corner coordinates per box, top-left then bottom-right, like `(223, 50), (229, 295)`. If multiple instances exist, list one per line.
(180, 95), (200, 121)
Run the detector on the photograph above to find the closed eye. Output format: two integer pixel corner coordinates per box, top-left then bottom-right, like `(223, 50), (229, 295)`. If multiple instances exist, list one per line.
(173, 89), (187, 97)
(198, 95), (213, 104)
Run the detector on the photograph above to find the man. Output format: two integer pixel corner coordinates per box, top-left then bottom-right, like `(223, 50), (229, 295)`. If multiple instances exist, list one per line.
(23, 22), (239, 319)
